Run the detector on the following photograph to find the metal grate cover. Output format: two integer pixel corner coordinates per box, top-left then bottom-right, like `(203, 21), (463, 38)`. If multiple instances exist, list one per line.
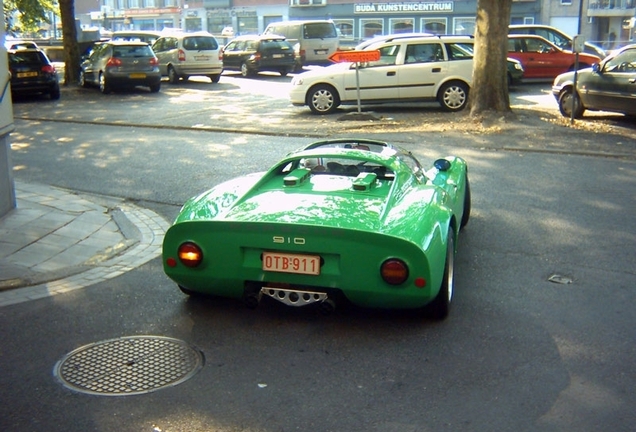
(54, 336), (204, 396)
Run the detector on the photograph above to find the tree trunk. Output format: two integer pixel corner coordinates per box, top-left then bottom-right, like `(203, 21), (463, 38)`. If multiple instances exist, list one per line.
(469, 0), (513, 117)
(58, 0), (80, 86)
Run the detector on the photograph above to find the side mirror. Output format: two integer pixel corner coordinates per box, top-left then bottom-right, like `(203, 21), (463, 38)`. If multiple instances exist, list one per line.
(592, 63), (601, 74)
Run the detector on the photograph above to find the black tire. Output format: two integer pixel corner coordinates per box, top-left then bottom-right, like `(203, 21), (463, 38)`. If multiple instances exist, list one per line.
(179, 285), (198, 296)
(558, 87), (585, 119)
(149, 83), (161, 93)
(99, 72), (110, 94)
(308, 84), (340, 115)
(50, 84), (61, 100)
(240, 63), (252, 77)
(79, 70), (88, 88)
(460, 176), (471, 230)
(168, 66), (179, 84)
(279, 68), (289, 77)
(438, 81), (469, 112)
(209, 74), (221, 83)
(429, 227), (455, 320)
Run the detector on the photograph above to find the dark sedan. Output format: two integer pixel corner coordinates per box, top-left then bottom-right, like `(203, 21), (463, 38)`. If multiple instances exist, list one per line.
(552, 44), (636, 118)
(8, 48), (60, 100)
(79, 40), (161, 94)
(221, 35), (297, 77)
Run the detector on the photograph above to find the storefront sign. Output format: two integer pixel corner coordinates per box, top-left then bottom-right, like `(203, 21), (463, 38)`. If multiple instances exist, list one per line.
(354, 2), (454, 14)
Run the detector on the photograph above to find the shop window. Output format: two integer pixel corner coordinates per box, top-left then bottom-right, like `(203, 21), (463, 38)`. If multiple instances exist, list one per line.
(390, 18), (414, 34)
(421, 18), (447, 35)
(334, 19), (354, 39)
(361, 19), (383, 39)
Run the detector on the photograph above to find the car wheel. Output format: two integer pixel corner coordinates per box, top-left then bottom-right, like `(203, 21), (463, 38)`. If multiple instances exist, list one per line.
(460, 176), (471, 230)
(240, 63), (253, 77)
(279, 68), (289, 77)
(79, 70), (88, 88)
(429, 227), (455, 320)
(208, 74), (221, 83)
(558, 87), (585, 119)
(178, 285), (200, 297)
(168, 66), (179, 84)
(99, 72), (110, 94)
(149, 83), (160, 93)
(50, 85), (61, 100)
(308, 84), (340, 115)
(438, 81), (468, 112)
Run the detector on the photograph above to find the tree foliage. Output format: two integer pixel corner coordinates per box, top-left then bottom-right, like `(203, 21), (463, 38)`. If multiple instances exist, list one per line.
(4, 0), (56, 36)
(469, 0), (513, 117)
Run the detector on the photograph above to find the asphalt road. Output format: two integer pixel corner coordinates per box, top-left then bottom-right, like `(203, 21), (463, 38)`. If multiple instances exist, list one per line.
(2, 76), (636, 432)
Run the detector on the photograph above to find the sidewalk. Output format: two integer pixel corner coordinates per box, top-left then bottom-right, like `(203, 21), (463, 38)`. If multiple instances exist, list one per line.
(0, 181), (169, 306)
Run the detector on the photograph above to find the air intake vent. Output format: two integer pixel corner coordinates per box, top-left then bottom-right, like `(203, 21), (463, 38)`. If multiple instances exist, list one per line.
(352, 172), (378, 191)
(284, 168), (311, 186)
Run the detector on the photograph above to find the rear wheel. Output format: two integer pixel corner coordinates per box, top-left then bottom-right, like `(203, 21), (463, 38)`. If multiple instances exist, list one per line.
(308, 84), (340, 115)
(209, 74), (221, 83)
(168, 66), (179, 84)
(240, 63), (252, 77)
(279, 68), (289, 77)
(50, 84), (61, 100)
(429, 227), (455, 320)
(79, 70), (88, 88)
(558, 87), (585, 119)
(99, 72), (110, 94)
(149, 83), (161, 93)
(438, 81), (468, 112)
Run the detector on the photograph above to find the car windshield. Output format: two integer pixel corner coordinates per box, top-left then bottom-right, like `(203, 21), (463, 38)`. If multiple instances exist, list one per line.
(112, 45), (154, 58)
(9, 51), (46, 65)
(183, 36), (218, 51)
(285, 157), (395, 179)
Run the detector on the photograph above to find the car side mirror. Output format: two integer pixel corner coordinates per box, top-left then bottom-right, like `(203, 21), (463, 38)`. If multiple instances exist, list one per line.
(592, 63), (601, 74)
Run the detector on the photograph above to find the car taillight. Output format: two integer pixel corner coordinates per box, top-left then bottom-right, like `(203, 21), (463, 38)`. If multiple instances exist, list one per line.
(253, 53), (261, 61)
(381, 259), (409, 285)
(149, 57), (158, 66)
(178, 49), (186, 62)
(41, 65), (56, 74)
(178, 242), (203, 268)
(106, 57), (122, 67)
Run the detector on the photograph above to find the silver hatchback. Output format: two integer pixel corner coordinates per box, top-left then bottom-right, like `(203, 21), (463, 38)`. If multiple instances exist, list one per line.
(79, 41), (161, 94)
(152, 32), (223, 84)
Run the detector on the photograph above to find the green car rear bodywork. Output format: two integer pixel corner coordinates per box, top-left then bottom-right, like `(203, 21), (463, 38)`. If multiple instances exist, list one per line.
(163, 139), (469, 311)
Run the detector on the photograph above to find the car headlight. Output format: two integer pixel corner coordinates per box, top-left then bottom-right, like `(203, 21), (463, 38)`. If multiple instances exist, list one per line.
(514, 63), (523, 71)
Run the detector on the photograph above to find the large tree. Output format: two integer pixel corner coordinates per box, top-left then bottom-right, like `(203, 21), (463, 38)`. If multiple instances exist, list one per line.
(469, 0), (513, 117)
(4, 0), (55, 35)
(58, 0), (80, 86)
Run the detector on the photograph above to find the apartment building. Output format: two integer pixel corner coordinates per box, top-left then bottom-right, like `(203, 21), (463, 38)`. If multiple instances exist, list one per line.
(81, 0), (635, 49)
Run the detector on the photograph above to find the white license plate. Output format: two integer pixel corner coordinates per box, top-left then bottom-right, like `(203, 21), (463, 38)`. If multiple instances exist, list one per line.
(315, 50), (327, 55)
(194, 55), (210, 61)
(272, 54), (283, 58)
(129, 73), (146, 79)
(262, 252), (320, 275)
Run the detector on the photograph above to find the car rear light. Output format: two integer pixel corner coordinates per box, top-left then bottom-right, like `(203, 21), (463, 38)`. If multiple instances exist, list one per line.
(253, 53), (261, 61)
(41, 65), (56, 74)
(381, 259), (409, 285)
(178, 49), (186, 62)
(106, 57), (122, 67)
(149, 57), (158, 66)
(178, 242), (203, 268)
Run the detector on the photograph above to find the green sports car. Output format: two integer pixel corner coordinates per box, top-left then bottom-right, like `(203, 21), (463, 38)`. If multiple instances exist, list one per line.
(163, 138), (470, 319)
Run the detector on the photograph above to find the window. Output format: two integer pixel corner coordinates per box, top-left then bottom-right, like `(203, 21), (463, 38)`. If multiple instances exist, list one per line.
(453, 17), (475, 35)
(389, 18), (414, 34)
(361, 19), (383, 39)
(405, 43), (443, 63)
(334, 19), (354, 39)
(421, 18), (447, 34)
(368, 44), (400, 66)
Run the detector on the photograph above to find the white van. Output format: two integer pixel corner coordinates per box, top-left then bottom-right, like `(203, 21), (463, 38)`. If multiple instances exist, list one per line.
(263, 20), (339, 70)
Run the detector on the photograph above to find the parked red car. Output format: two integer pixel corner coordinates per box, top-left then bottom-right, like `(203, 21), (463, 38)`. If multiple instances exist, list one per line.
(507, 34), (601, 80)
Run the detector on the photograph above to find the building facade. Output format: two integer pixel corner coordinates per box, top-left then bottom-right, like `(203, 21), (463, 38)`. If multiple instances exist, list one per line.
(79, 0), (635, 49)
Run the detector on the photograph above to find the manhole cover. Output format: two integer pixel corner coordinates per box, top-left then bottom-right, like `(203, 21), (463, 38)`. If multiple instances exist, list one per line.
(53, 336), (204, 396)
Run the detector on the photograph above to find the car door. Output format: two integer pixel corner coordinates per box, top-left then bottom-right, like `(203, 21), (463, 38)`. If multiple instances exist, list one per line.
(342, 44), (401, 102)
(509, 37), (565, 79)
(398, 41), (446, 99)
(582, 48), (636, 113)
(83, 44), (108, 84)
(222, 40), (241, 70)
(152, 37), (176, 75)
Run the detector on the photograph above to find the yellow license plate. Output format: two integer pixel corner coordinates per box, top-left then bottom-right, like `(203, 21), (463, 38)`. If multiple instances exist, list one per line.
(129, 73), (146, 79)
(17, 72), (38, 78)
(262, 252), (321, 275)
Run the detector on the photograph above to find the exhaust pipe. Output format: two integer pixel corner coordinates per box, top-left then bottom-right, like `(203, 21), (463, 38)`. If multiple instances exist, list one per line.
(318, 299), (336, 316)
(244, 292), (261, 309)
